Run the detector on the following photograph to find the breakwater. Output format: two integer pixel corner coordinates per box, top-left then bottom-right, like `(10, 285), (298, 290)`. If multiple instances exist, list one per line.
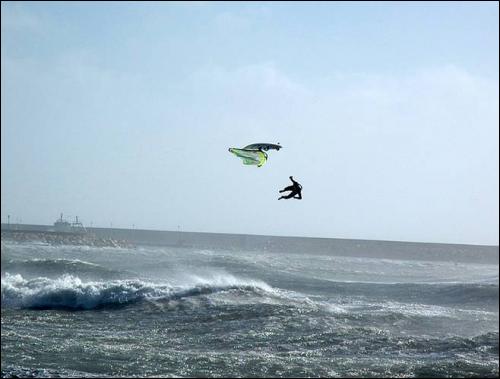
(1, 230), (132, 248)
(1, 223), (498, 264)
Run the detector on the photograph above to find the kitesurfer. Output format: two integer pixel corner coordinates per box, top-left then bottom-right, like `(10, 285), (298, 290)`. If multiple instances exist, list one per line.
(278, 176), (303, 200)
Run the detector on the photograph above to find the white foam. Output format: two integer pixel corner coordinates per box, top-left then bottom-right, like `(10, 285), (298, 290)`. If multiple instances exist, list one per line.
(1, 273), (172, 309)
(1, 272), (275, 310)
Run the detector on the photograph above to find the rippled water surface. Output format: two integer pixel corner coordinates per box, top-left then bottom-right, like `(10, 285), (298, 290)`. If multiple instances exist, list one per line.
(1, 241), (498, 377)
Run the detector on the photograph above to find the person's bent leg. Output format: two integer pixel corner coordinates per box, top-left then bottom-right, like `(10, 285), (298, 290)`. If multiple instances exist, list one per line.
(280, 185), (295, 193)
(283, 192), (298, 199)
(279, 193), (294, 200)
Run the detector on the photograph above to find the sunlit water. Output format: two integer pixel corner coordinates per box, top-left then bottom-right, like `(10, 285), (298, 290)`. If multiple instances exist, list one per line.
(1, 241), (498, 378)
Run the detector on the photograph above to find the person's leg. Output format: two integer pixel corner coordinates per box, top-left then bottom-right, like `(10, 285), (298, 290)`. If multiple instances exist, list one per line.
(279, 191), (298, 200)
(279, 185), (295, 193)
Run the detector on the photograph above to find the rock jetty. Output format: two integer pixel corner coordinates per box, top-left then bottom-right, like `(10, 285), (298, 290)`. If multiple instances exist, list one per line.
(1, 231), (134, 248)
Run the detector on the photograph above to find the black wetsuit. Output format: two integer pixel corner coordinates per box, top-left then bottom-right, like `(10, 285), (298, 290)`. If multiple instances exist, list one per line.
(279, 178), (302, 200)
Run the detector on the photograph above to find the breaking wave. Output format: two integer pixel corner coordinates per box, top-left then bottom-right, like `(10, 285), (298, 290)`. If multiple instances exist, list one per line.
(1, 273), (274, 311)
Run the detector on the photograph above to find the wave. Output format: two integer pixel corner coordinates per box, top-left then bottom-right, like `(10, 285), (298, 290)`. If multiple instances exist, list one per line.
(1, 258), (129, 280)
(313, 280), (499, 309)
(2, 270), (497, 316)
(1, 273), (274, 311)
(319, 300), (499, 331)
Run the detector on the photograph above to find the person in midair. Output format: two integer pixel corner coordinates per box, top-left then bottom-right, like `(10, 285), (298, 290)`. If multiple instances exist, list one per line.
(278, 176), (303, 200)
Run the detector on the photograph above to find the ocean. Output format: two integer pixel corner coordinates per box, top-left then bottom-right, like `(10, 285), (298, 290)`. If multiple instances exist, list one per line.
(1, 238), (498, 378)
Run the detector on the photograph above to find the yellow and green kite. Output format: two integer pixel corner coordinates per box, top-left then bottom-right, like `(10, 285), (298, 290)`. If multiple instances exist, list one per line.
(228, 143), (282, 167)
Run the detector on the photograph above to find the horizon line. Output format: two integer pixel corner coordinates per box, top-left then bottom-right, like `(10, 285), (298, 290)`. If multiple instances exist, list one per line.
(1, 222), (498, 248)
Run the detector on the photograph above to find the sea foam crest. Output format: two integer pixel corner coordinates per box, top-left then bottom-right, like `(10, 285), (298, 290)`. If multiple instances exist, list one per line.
(1, 273), (273, 310)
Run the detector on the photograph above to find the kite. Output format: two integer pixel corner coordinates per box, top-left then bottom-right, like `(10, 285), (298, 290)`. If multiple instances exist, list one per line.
(228, 143), (282, 167)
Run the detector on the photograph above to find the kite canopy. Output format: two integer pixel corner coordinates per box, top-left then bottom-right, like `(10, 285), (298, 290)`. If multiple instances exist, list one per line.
(228, 148), (268, 167)
(243, 143), (282, 151)
(228, 142), (281, 167)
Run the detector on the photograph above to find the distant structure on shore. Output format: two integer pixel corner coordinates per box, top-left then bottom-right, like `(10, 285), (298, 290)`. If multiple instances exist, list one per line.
(52, 213), (86, 234)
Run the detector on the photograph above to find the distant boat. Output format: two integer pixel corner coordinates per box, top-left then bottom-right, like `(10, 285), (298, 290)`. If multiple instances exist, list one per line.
(53, 213), (87, 234)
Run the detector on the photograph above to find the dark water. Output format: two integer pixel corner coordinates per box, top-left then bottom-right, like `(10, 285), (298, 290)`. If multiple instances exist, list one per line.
(1, 241), (498, 377)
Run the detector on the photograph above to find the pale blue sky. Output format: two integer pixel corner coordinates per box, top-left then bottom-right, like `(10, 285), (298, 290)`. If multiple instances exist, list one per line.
(1, 1), (498, 245)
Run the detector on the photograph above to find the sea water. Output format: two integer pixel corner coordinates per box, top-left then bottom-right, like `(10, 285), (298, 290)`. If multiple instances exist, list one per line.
(1, 240), (498, 377)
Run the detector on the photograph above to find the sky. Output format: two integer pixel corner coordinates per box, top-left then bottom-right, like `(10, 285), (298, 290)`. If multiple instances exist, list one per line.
(1, 1), (498, 245)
